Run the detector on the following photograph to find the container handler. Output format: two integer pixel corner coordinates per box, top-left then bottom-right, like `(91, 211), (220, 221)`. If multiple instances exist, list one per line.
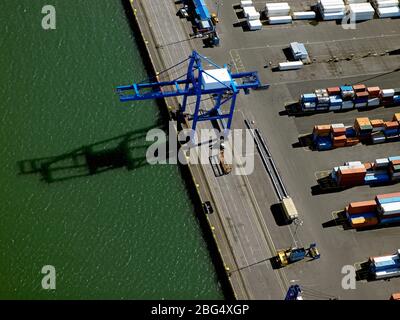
(275, 243), (320, 268)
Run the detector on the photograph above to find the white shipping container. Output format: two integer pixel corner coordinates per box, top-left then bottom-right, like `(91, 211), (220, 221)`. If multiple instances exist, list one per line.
(292, 11), (316, 19)
(322, 12), (345, 19)
(379, 202), (400, 215)
(247, 9), (261, 20)
(331, 123), (345, 128)
(377, 6), (400, 18)
(268, 15), (293, 24)
(368, 98), (380, 107)
(342, 100), (354, 109)
(241, 0), (253, 8)
(278, 61), (303, 70)
(375, 158), (390, 167)
(247, 19), (263, 30)
(382, 89), (395, 97)
(372, 0), (399, 8)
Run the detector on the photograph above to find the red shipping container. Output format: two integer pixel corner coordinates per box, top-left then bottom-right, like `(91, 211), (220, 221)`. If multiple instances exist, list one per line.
(327, 87), (341, 95)
(367, 86), (381, 97)
(347, 200), (377, 215)
(353, 84), (366, 92)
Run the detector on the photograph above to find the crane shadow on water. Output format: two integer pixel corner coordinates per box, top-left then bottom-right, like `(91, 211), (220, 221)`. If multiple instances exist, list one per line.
(17, 126), (159, 183)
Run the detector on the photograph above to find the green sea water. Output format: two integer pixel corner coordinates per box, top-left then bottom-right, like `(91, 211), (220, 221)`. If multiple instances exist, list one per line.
(0, 0), (223, 299)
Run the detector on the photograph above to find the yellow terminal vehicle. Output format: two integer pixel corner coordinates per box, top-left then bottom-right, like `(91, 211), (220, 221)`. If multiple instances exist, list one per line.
(275, 243), (320, 268)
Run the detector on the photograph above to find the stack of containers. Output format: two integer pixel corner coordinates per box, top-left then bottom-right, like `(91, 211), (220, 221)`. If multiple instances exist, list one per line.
(388, 156), (400, 181)
(315, 88), (330, 110)
(371, 119), (386, 143)
(301, 93), (317, 111)
(330, 157), (400, 186)
(244, 6), (263, 30)
(346, 200), (378, 228)
(318, 0), (346, 20)
(384, 120), (399, 139)
(369, 249), (400, 280)
(331, 123), (347, 147)
(312, 125), (332, 150)
(299, 84), (400, 112)
(340, 85), (355, 109)
(336, 161), (367, 186)
(365, 158), (391, 184)
(367, 86), (381, 107)
(381, 88), (395, 106)
(353, 84), (369, 109)
(370, 0), (400, 18)
(265, 2), (292, 24)
(348, 2), (375, 20)
(354, 117), (373, 138)
(376, 192), (400, 224)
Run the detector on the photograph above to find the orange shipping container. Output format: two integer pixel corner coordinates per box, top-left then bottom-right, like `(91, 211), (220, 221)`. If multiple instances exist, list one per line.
(363, 162), (372, 170)
(347, 200), (377, 215)
(370, 119), (384, 127)
(390, 293), (400, 300)
(346, 137), (360, 146)
(393, 113), (400, 122)
(355, 117), (371, 128)
(353, 84), (366, 92)
(385, 121), (399, 129)
(355, 91), (369, 99)
(313, 125), (331, 136)
(327, 87), (340, 95)
(351, 217), (379, 228)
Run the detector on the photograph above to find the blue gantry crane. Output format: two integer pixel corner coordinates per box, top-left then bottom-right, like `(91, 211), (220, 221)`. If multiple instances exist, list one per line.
(117, 51), (265, 135)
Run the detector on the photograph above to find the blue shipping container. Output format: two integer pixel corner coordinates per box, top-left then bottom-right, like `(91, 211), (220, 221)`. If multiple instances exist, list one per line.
(380, 216), (400, 225)
(340, 86), (353, 91)
(365, 173), (390, 184)
(377, 196), (400, 204)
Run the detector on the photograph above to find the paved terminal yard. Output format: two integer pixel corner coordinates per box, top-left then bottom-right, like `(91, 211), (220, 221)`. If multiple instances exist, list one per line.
(132, 0), (400, 299)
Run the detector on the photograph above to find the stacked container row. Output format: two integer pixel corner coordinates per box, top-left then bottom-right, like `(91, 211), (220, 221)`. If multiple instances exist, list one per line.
(312, 113), (400, 150)
(369, 249), (400, 279)
(300, 85), (400, 112)
(370, 0), (400, 18)
(265, 2), (293, 24)
(345, 192), (400, 229)
(317, 0), (346, 20)
(330, 156), (400, 187)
